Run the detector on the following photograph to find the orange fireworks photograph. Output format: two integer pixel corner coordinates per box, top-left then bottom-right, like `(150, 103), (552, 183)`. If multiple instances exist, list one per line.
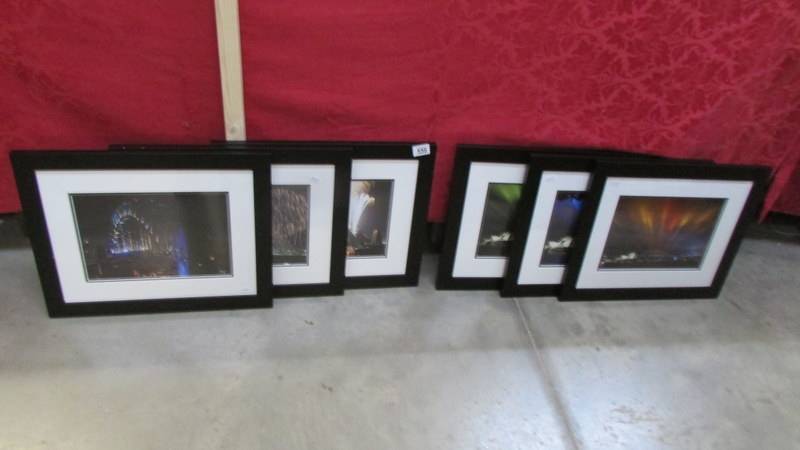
(600, 196), (726, 270)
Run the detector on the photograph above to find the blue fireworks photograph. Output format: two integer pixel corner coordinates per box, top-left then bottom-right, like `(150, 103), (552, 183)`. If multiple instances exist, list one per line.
(540, 191), (586, 266)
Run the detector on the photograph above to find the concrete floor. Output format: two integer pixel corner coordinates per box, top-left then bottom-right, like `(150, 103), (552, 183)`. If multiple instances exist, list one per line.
(1, 217), (799, 449)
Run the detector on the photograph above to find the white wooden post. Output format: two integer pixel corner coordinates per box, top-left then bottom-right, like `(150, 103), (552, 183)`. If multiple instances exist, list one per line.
(214, 0), (246, 140)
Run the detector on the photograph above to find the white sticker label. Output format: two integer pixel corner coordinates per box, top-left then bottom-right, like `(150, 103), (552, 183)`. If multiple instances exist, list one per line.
(411, 143), (431, 157)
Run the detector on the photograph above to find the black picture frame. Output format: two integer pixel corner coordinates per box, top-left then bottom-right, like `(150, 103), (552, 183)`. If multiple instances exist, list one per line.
(10, 150), (272, 317)
(109, 143), (352, 298)
(345, 143), (435, 288)
(244, 143), (352, 298)
(559, 159), (771, 301)
(217, 140), (436, 288)
(500, 154), (600, 297)
(436, 145), (658, 290)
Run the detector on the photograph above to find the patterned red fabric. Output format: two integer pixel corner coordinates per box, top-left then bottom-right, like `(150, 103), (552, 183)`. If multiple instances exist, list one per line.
(774, 161), (800, 214)
(0, 0), (224, 213)
(3, 0), (800, 219)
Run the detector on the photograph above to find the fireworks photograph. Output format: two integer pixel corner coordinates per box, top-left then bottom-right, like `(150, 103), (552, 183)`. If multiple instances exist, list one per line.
(600, 196), (726, 270)
(475, 182), (523, 258)
(540, 191), (586, 266)
(272, 185), (310, 265)
(70, 192), (232, 281)
(348, 180), (393, 257)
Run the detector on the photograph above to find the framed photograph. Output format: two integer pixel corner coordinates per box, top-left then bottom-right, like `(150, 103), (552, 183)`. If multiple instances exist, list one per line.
(110, 143), (352, 298)
(436, 146), (657, 290)
(437, 148), (538, 290)
(11, 150), (272, 317)
(344, 143), (435, 288)
(269, 146), (351, 297)
(560, 160), (771, 300)
(218, 140), (436, 288)
(501, 155), (596, 297)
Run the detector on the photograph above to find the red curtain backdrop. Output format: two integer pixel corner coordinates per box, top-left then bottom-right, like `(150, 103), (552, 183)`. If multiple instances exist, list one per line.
(2, 0), (799, 220)
(1, 0), (224, 212)
(774, 161), (800, 214)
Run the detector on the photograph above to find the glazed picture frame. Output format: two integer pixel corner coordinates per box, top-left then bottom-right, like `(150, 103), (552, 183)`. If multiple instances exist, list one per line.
(560, 160), (771, 301)
(436, 147), (531, 290)
(268, 146), (351, 297)
(344, 143), (435, 288)
(501, 155), (598, 297)
(11, 150), (272, 317)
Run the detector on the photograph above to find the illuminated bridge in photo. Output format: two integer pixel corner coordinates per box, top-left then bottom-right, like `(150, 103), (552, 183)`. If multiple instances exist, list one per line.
(108, 203), (156, 255)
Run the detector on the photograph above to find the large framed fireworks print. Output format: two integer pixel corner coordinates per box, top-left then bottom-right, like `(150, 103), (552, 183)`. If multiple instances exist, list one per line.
(560, 160), (771, 301)
(501, 155), (595, 297)
(10, 150), (272, 317)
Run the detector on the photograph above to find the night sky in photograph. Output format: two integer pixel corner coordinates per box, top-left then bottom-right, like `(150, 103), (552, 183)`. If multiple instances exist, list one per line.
(348, 180), (393, 257)
(71, 192), (231, 280)
(600, 196), (725, 269)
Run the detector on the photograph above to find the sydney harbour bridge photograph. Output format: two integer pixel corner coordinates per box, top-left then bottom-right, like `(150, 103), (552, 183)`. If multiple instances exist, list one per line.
(70, 192), (232, 281)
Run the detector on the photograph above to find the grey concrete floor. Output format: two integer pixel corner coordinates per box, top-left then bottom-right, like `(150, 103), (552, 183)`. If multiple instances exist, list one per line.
(1, 217), (799, 449)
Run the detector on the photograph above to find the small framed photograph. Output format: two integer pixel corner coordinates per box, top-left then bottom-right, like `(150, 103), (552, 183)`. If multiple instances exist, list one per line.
(560, 160), (770, 300)
(501, 155), (596, 297)
(344, 143), (435, 287)
(11, 150), (272, 317)
(436, 147), (531, 290)
(436, 145), (655, 290)
(269, 146), (351, 297)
